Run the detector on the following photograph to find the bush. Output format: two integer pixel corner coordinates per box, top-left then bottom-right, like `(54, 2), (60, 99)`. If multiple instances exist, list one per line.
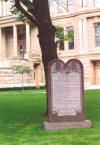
(0, 86), (46, 91)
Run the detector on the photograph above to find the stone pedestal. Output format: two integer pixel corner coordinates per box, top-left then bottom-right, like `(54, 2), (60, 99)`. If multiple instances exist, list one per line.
(44, 59), (92, 131)
(44, 120), (92, 130)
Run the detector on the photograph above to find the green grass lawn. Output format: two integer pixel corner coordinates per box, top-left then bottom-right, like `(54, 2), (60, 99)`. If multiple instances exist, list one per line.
(0, 89), (100, 145)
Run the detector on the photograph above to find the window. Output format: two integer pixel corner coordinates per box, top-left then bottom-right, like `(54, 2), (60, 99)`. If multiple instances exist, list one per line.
(95, 24), (100, 47)
(82, 0), (86, 7)
(68, 27), (74, 50)
(49, 0), (66, 16)
(49, 0), (55, 15)
(59, 29), (65, 50)
(0, 1), (12, 16)
(0, 1), (3, 16)
(67, 0), (74, 12)
(95, 0), (100, 8)
(58, 0), (66, 14)
(59, 40), (64, 50)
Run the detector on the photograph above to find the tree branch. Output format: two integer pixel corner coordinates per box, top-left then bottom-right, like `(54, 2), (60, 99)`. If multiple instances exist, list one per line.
(20, 0), (37, 18)
(14, 0), (39, 26)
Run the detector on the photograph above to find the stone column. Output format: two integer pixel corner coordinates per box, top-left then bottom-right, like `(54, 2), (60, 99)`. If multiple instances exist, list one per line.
(25, 24), (31, 59)
(83, 18), (87, 49)
(13, 25), (18, 56)
(83, 0), (86, 7)
(64, 27), (68, 52)
(3, 1), (7, 16)
(79, 19), (83, 49)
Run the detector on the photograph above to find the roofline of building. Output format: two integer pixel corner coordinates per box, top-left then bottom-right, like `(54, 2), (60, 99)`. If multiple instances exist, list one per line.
(0, 8), (100, 26)
(52, 8), (100, 20)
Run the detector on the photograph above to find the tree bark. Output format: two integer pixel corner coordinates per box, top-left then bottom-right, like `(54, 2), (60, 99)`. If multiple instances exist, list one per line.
(38, 24), (58, 114)
(34, 0), (58, 115)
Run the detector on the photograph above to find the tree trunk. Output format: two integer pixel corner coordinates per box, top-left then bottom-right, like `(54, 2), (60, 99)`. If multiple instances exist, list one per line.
(38, 24), (58, 115)
(34, 0), (58, 114)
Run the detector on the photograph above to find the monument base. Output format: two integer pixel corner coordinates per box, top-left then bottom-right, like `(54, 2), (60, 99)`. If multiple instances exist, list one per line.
(43, 120), (92, 130)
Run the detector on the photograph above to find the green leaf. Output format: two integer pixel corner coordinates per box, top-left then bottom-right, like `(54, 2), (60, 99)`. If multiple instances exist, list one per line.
(56, 26), (74, 41)
(13, 65), (32, 74)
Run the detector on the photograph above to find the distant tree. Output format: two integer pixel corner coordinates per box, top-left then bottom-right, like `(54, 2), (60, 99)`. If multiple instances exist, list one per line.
(13, 65), (32, 90)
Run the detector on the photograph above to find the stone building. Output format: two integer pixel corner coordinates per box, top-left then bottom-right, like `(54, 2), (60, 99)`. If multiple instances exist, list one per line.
(0, 1), (44, 87)
(0, 0), (100, 88)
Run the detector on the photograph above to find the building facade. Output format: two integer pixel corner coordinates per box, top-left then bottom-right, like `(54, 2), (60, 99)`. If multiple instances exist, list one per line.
(0, 0), (100, 88)
(0, 1), (45, 87)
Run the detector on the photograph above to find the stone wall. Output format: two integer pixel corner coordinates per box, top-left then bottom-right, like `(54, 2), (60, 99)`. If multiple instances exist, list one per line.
(0, 67), (34, 87)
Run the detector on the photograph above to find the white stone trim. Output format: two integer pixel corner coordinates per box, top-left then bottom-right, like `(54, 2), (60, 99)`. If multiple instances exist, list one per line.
(13, 25), (18, 56)
(25, 24), (31, 59)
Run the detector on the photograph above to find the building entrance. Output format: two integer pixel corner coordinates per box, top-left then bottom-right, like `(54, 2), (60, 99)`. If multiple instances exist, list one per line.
(92, 61), (100, 85)
(34, 63), (40, 88)
(17, 25), (26, 59)
(18, 34), (26, 59)
(95, 62), (100, 85)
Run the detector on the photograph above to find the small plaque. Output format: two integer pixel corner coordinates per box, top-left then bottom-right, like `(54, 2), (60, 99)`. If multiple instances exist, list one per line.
(47, 59), (84, 122)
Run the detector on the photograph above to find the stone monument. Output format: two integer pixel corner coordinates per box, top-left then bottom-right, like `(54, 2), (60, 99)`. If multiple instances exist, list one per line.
(44, 59), (92, 130)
